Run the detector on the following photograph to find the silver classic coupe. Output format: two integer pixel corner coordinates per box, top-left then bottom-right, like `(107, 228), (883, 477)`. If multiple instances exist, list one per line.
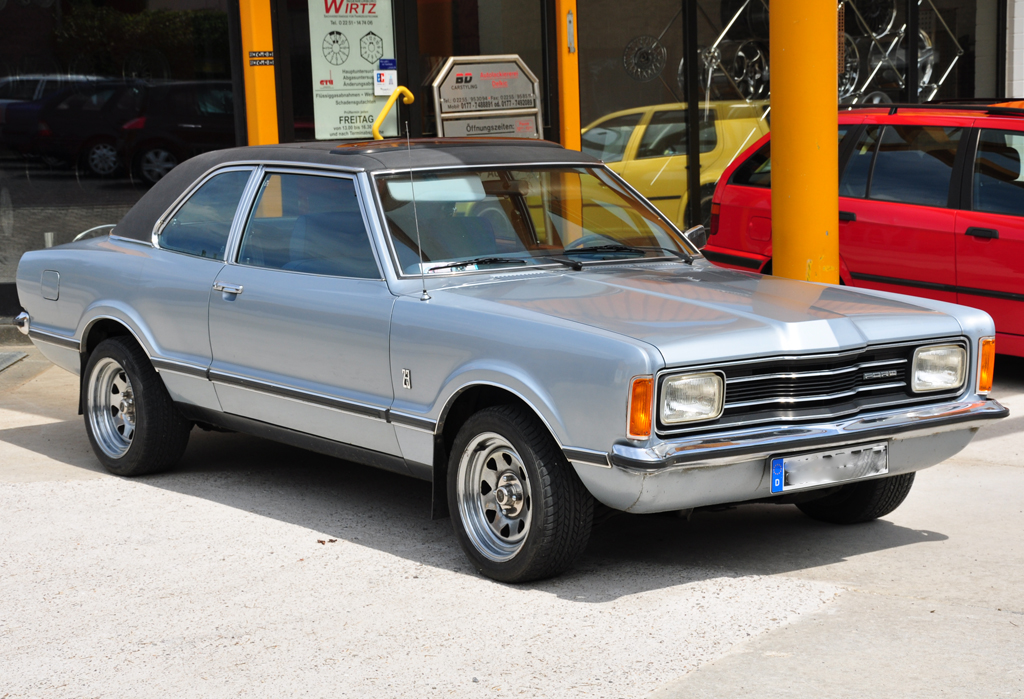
(15, 138), (1008, 582)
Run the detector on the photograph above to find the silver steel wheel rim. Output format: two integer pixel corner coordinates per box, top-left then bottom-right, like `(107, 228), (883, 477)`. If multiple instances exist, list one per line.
(87, 357), (137, 459)
(456, 432), (533, 562)
(141, 149), (176, 182)
(87, 143), (118, 175)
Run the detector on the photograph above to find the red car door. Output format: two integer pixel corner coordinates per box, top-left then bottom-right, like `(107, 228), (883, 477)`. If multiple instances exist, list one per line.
(954, 122), (1024, 354)
(840, 123), (964, 303)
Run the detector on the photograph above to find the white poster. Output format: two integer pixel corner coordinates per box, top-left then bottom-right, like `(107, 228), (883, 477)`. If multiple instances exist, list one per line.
(307, 0), (397, 140)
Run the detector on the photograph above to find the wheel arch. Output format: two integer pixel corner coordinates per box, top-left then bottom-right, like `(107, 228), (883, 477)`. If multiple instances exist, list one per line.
(430, 381), (566, 520)
(78, 313), (156, 416)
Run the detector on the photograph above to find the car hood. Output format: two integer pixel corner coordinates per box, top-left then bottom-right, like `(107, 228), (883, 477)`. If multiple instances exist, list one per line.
(435, 264), (964, 366)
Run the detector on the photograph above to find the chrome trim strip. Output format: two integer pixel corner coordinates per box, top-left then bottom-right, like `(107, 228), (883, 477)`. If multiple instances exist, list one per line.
(108, 233), (153, 247)
(208, 369), (388, 421)
(563, 447), (611, 468)
(726, 358), (907, 384)
(151, 358), (209, 380)
(613, 398), (1007, 472)
(28, 328), (80, 351)
(388, 411), (437, 432)
(723, 381), (907, 409)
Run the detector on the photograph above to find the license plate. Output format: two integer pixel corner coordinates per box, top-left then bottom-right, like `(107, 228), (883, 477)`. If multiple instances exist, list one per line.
(769, 443), (888, 494)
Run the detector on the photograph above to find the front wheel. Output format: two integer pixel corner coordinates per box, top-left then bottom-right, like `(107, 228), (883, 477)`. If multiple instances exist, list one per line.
(796, 473), (915, 524)
(83, 337), (192, 476)
(448, 405), (593, 583)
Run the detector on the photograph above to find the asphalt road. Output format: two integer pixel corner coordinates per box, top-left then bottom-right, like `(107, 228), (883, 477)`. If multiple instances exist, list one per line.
(1, 344), (1021, 698)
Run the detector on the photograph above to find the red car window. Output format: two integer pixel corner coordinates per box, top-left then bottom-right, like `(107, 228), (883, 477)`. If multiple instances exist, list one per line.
(869, 125), (962, 208)
(973, 129), (1024, 216)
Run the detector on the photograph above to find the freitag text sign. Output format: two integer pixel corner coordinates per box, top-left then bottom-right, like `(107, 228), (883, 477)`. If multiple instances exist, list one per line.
(432, 55), (543, 140)
(307, 0), (397, 139)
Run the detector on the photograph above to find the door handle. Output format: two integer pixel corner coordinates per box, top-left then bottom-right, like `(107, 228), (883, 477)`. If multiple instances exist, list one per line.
(839, 211), (857, 222)
(213, 282), (243, 295)
(965, 227), (999, 239)
(178, 123), (202, 128)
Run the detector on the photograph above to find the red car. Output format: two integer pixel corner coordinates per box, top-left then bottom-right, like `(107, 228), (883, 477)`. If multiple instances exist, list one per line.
(705, 104), (1024, 357)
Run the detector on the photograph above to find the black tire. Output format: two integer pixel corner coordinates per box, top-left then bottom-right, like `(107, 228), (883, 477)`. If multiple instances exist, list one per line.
(448, 405), (593, 583)
(796, 473), (915, 524)
(83, 337), (192, 476)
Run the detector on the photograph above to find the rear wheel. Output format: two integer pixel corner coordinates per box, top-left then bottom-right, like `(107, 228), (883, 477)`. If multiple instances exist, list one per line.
(84, 337), (192, 476)
(796, 473), (915, 524)
(136, 146), (178, 185)
(82, 139), (119, 177)
(448, 405), (593, 583)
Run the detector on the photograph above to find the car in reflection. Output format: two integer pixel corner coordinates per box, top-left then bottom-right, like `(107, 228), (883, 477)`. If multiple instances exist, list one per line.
(118, 81), (236, 185)
(14, 138), (1006, 582)
(1, 80), (145, 176)
(581, 100), (770, 227)
(705, 104), (1024, 358)
(0, 74), (100, 131)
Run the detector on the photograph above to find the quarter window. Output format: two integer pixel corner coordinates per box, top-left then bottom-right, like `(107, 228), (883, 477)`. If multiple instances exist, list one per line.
(731, 127), (850, 189)
(238, 173), (379, 279)
(160, 170), (251, 260)
(840, 125), (882, 199)
(581, 113), (641, 163)
(636, 110), (717, 160)
(972, 129), (1024, 217)
(868, 125), (962, 207)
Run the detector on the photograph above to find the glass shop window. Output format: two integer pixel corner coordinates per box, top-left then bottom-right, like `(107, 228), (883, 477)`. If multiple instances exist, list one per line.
(972, 130), (1024, 217)
(868, 125), (962, 207)
(160, 170), (252, 260)
(238, 174), (379, 279)
(581, 113), (642, 163)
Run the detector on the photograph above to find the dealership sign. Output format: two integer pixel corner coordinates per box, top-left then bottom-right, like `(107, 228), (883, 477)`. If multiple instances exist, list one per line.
(432, 55), (543, 139)
(307, 0), (397, 139)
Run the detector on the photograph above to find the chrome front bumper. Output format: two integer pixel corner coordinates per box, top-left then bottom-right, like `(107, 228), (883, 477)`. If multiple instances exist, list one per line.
(571, 398), (1007, 514)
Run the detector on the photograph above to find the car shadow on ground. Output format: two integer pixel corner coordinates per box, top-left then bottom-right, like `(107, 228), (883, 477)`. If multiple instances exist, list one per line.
(77, 424), (940, 601)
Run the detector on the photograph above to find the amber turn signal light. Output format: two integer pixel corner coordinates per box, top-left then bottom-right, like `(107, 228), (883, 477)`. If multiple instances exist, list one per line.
(978, 337), (995, 394)
(628, 376), (654, 440)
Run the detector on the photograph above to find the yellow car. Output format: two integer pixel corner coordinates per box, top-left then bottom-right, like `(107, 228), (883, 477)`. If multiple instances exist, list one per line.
(581, 101), (770, 227)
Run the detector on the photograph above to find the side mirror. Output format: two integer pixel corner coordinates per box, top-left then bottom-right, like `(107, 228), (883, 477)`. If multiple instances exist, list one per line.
(682, 224), (708, 251)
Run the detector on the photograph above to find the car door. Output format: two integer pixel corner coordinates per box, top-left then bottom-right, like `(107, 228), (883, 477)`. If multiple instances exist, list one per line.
(208, 169), (401, 458)
(839, 122), (963, 303)
(953, 123), (1024, 347)
(137, 166), (255, 410)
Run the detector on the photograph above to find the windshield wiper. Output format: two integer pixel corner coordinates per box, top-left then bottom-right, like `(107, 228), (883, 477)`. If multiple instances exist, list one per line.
(427, 257), (527, 272)
(563, 243), (693, 264)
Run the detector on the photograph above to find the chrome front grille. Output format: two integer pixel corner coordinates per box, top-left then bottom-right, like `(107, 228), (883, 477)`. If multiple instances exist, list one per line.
(656, 339), (967, 435)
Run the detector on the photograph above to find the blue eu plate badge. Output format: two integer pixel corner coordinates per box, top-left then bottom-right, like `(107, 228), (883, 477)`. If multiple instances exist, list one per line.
(770, 458), (785, 493)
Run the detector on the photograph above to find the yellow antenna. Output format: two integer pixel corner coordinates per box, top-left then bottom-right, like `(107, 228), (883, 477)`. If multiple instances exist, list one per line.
(373, 86), (415, 140)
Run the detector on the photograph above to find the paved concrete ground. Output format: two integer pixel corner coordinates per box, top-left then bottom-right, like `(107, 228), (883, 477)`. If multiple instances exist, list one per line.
(0, 347), (1021, 697)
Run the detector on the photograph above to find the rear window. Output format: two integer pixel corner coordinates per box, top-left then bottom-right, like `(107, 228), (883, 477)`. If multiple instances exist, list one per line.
(581, 113), (640, 163)
(731, 127), (851, 189)
(636, 110), (717, 159)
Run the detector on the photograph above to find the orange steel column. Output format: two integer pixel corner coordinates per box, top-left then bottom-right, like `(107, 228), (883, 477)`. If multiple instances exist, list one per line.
(769, 0), (838, 283)
(238, 0), (279, 145)
(555, 0), (581, 150)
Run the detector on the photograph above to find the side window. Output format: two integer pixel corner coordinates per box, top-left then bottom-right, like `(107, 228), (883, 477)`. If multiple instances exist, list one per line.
(731, 142), (771, 187)
(636, 110), (717, 159)
(196, 87), (233, 116)
(840, 125), (882, 198)
(237, 173), (379, 279)
(581, 114), (641, 163)
(730, 127), (849, 189)
(868, 125), (962, 207)
(973, 129), (1024, 217)
(160, 170), (251, 260)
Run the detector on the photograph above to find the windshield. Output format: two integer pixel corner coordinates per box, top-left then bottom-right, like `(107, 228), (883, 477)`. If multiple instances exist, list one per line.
(375, 166), (692, 275)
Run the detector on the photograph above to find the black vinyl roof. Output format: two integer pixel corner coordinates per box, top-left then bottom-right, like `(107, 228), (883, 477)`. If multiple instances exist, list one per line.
(113, 139), (598, 242)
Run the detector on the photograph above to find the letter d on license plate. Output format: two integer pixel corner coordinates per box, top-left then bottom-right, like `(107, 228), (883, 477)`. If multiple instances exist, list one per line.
(770, 442), (888, 494)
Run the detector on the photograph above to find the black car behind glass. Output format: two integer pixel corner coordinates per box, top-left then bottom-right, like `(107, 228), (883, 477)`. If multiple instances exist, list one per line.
(119, 81), (236, 185)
